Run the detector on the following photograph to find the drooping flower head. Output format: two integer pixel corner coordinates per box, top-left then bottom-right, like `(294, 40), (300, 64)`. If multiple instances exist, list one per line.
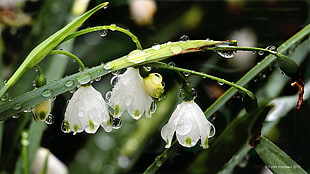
(63, 85), (111, 134)
(107, 67), (163, 120)
(161, 85), (215, 149)
(161, 100), (215, 149)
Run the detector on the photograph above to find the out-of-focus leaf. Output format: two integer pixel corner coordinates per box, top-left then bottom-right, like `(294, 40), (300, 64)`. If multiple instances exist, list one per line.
(256, 136), (307, 174)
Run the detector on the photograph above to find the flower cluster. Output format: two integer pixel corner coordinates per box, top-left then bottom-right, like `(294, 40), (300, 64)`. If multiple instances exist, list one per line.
(62, 66), (215, 149)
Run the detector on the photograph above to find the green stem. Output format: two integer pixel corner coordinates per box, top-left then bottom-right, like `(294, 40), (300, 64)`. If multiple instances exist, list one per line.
(48, 50), (86, 71)
(143, 140), (177, 174)
(21, 131), (29, 174)
(62, 24), (143, 50)
(149, 62), (256, 100)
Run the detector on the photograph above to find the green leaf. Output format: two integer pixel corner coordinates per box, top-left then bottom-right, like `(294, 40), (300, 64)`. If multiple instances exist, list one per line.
(256, 136), (307, 174)
(0, 39), (233, 121)
(0, 2), (109, 98)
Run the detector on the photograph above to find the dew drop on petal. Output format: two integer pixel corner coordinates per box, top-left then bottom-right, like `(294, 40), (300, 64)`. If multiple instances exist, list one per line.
(65, 80), (74, 87)
(77, 73), (91, 85)
(61, 120), (70, 133)
(45, 114), (54, 125)
(111, 117), (122, 129)
(150, 102), (157, 114)
(42, 89), (53, 97)
(105, 91), (112, 101)
(110, 76), (119, 86)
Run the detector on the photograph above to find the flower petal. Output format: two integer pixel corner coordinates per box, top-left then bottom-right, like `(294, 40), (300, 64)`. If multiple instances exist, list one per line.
(161, 123), (175, 148)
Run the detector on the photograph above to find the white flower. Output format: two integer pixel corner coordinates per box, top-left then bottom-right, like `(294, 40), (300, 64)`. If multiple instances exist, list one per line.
(107, 67), (154, 120)
(161, 100), (215, 149)
(63, 85), (111, 134)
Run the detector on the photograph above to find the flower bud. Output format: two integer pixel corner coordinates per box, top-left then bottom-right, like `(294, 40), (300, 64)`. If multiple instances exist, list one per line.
(143, 73), (164, 99)
(33, 99), (51, 121)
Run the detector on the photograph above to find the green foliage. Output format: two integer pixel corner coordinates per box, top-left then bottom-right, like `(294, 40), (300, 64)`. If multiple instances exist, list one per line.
(0, 1), (309, 174)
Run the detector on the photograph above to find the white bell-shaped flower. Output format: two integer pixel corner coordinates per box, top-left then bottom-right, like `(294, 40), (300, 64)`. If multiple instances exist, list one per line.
(63, 85), (111, 134)
(161, 100), (215, 149)
(107, 67), (154, 120)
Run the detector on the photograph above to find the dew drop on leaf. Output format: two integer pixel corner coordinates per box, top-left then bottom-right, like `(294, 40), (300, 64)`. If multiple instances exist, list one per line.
(77, 73), (91, 85)
(42, 89), (53, 97)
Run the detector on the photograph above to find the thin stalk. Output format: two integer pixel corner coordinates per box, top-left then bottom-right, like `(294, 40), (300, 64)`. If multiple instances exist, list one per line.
(21, 131), (29, 174)
(62, 24), (143, 49)
(149, 62), (256, 100)
(48, 50), (86, 71)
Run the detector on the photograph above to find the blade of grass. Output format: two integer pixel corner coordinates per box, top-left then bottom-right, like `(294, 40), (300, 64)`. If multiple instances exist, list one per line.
(256, 136), (307, 174)
(0, 2), (109, 98)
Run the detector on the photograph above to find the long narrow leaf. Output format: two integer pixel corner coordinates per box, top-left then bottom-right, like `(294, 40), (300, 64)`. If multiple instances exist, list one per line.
(0, 2), (109, 98)
(256, 136), (307, 174)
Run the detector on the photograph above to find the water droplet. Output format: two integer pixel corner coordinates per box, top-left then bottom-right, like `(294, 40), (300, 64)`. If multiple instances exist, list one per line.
(126, 50), (149, 63)
(51, 96), (57, 101)
(111, 117), (122, 129)
(61, 120), (70, 133)
(42, 89), (53, 97)
(152, 44), (160, 50)
(150, 101), (157, 114)
(110, 76), (119, 86)
(77, 73), (91, 85)
(12, 114), (21, 119)
(65, 80), (74, 87)
(170, 46), (182, 54)
(258, 51), (264, 55)
(23, 108), (32, 113)
(217, 81), (224, 85)
(266, 45), (277, 51)
(1, 93), (9, 102)
(217, 50), (236, 59)
(183, 72), (190, 77)
(70, 88), (77, 93)
(12, 103), (22, 110)
(180, 35), (189, 42)
(103, 62), (114, 70)
(155, 156), (162, 167)
(112, 70), (122, 75)
(95, 76), (102, 82)
(33, 66), (39, 72)
(45, 114), (54, 125)
(166, 41), (172, 45)
(105, 91), (112, 101)
(168, 62), (175, 67)
(99, 29), (108, 37)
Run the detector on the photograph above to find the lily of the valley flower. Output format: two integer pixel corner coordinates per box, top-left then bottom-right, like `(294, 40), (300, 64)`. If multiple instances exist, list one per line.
(107, 67), (154, 120)
(161, 100), (215, 149)
(64, 85), (111, 134)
